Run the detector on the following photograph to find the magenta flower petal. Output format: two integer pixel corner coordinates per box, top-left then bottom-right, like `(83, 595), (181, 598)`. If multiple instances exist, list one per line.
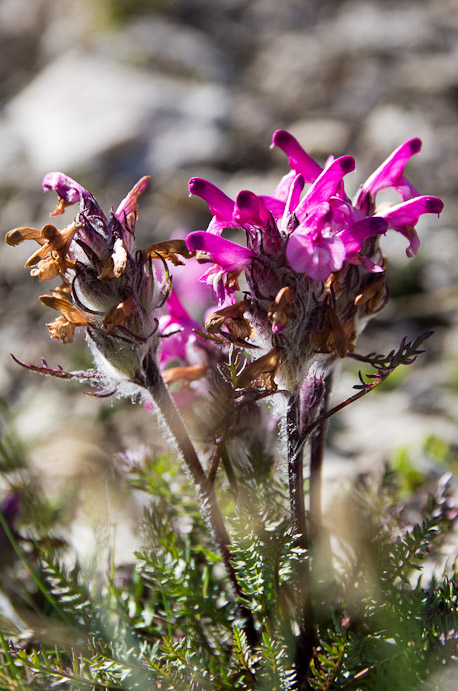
(355, 138), (422, 211)
(235, 190), (272, 229)
(166, 289), (200, 329)
(283, 173), (305, 218)
(338, 217), (388, 255)
(272, 129), (323, 182)
(159, 290), (200, 365)
(376, 195), (444, 257)
(286, 230), (346, 281)
(259, 195), (287, 220)
(42, 171), (103, 218)
(186, 231), (254, 271)
(188, 178), (235, 232)
(360, 256), (385, 273)
(295, 156), (355, 220)
(42, 172), (90, 204)
(115, 176), (150, 223)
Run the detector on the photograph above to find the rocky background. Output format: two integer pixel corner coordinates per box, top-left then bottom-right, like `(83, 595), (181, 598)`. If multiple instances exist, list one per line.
(0, 0), (457, 564)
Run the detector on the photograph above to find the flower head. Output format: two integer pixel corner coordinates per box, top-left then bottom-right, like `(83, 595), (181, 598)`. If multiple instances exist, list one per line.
(186, 131), (443, 391)
(6, 173), (169, 394)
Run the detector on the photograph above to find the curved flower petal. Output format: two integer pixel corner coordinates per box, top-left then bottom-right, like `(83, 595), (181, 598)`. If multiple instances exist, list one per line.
(282, 173), (305, 219)
(115, 176), (150, 224)
(354, 138), (422, 211)
(272, 129), (323, 182)
(188, 178), (236, 234)
(338, 217), (388, 255)
(159, 290), (201, 365)
(42, 172), (100, 216)
(295, 156), (355, 220)
(234, 190), (272, 229)
(375, 195), (443, 257)
(286, 230), (346, 281)
(186, 231), (255, 271)
(258, 195), (287, 220)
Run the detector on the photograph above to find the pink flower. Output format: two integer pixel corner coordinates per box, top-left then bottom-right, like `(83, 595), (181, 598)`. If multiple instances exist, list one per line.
(159, 290), (201, 365)
(375, 195), (444, 257)
(354, 138), (422, 213)
(271, 129), (323, 183)
(186, 232), (255, 271)
(294, 156), (355, 221)
(186, 131), (443, 297)
(286, 229), (346, 281)
(188, 178), (235, 234)
(186, 231), (255, 303)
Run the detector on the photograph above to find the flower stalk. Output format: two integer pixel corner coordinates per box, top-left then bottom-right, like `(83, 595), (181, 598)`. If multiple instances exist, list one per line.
(137, 352), (258, 646)
(287, 394), (317, 688)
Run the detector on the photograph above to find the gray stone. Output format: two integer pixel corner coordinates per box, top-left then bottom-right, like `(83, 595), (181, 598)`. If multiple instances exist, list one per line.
(5, 50), (230, 178)
(97, 16), (232, 83)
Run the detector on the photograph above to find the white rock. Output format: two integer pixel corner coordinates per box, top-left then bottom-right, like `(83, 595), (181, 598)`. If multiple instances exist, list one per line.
(5, 50), (229, 176)
(360, 104), (435, 159)
(286, 118), (351, 157)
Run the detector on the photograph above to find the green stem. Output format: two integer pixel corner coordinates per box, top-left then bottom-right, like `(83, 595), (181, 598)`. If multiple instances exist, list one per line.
(0, 630), (22, 683)
(0, 511), (71, 626)
(287, 394), (316, 689)
(138, 354), (257, 646)
(309, 373), (332, 542)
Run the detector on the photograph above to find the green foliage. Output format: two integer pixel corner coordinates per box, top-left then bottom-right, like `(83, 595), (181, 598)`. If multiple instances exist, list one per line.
(0, 432), (457, 690)
(389, 446), (426, 496)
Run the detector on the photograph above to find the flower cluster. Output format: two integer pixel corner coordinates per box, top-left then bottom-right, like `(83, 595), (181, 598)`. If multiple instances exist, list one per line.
(6, 131), (443, 403)
(183, 131), (443, 391)
(6, 174), (174, 393)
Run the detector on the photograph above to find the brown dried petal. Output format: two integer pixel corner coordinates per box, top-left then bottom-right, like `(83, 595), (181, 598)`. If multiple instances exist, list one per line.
(162, 364), (207, 386)
(205, 299), (251, 334)
(24, 223), (80, 270)
(104, 296), (137, 335)
(97, 238), (128, 280)
(237, 347), (281, 392)
(143, 239), (193, 266)
(355, 276), (388, 313)
(39, 293), (90, 326)
(30, 256), (61, 281)
(225, 319), (254, 341)
(268, 286), (295, 331)
(313, 305), (351, 358)
(5, 226), (45, 246)
(46, 315), (76, 344)
(327, 306), (348, 358)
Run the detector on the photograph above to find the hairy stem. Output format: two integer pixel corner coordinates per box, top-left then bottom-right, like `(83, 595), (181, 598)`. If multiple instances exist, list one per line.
(309, 373), (332, 541)
(287, 394), (316, 689)
(139, 353), (257, 645)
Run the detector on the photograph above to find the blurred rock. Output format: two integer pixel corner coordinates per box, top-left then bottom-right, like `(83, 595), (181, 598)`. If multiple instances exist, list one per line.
(97, 16), (233, 83)
(326, 1), (437, 53)
(361, 104), (435, 158)
(286, 118), (351, 157)
(5, 50), (230, 179)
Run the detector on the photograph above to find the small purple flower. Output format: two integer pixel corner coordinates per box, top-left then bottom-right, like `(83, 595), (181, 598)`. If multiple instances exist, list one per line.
(187, 132), (442, 300)
(354, 138), (422, 214)
(294, 155), (355, 221)
(375, 195), (444, 257)
(188, 178), (236, 234)
(271, 129), (323, 194)
(159, 290), (201, 366)
(7, 173), (168, 394)
(42, 171), (103, 217)
(186, 231), (255, 303)
(286, 229), (346, 281)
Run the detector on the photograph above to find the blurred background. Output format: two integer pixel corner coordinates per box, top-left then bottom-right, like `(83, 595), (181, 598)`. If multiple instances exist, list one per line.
(0, 0), (457, 563)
